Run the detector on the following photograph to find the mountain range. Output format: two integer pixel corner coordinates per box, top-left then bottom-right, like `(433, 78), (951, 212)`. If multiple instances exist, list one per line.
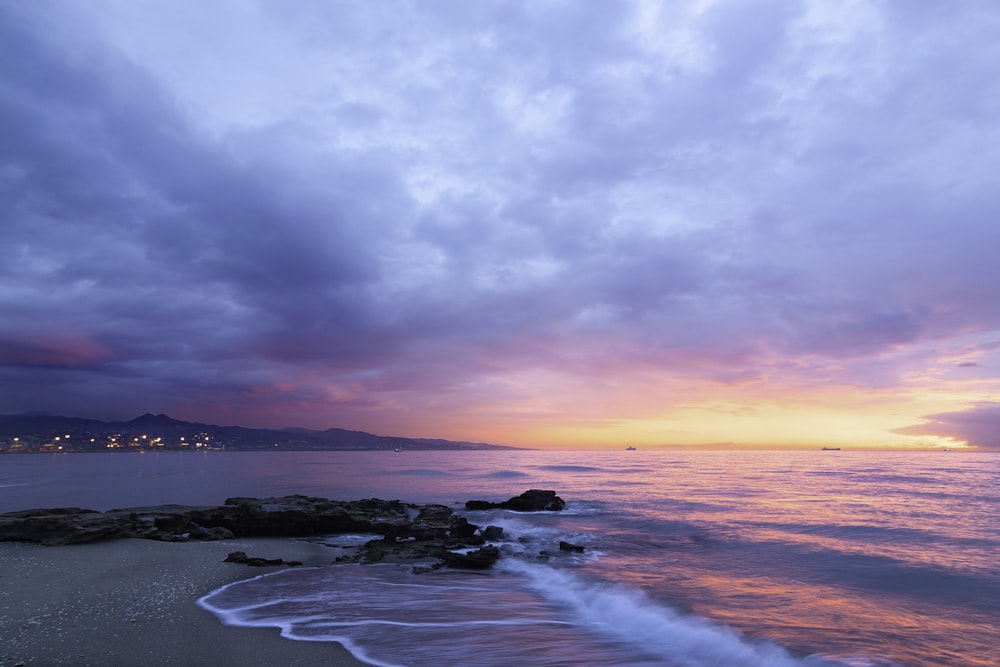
(0, 412), (516, 452)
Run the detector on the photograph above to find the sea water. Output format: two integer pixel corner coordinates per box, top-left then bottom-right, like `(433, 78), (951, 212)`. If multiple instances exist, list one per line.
(2, 449), (997, 666)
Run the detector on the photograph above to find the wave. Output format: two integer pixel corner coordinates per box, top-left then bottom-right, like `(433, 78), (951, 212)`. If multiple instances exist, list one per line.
(705, 531), (1000, 613)
(501, 560), (859, 667)
(198, 559), (881, 667)
(757, 519), (1000, 556)
(757, 520), (951, 546)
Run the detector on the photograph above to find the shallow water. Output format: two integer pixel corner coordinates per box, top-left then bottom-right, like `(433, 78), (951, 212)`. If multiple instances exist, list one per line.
(4, 449), (998, 666)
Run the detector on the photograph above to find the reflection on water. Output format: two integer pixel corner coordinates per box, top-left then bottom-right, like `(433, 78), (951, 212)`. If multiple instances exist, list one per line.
(4, 449), (999, 666)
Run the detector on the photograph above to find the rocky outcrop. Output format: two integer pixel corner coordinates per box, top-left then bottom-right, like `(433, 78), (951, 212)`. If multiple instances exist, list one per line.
(465, 489), (565, 512)
(0, 495), (411, 546)
(0, 508), (131, 546)
(212, 496), (412, 537)
(0, 490), (564, 571)
(343, 502), (494, 567)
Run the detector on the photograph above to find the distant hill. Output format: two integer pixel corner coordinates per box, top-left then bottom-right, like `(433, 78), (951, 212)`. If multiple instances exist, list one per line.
(0, 413), (517, 452)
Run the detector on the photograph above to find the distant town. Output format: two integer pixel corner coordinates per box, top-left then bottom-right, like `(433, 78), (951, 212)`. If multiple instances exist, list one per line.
(0, 413), (513, 453)
(5, 431), (219, 453)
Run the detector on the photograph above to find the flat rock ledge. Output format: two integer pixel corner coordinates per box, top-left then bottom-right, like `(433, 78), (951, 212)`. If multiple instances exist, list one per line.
(0, 489), (565, 570)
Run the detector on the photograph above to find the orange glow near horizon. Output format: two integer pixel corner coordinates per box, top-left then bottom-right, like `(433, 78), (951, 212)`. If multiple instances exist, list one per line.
(388, 381), (984, 450)
(171, 343), (1000, 450)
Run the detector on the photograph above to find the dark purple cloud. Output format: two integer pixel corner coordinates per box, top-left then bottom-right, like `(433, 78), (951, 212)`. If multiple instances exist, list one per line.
(896, 403), (1000, 449)
(2, 1), (1000, 444)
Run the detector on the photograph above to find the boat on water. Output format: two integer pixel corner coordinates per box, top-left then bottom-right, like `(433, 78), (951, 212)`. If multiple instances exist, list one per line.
(625, 446), (636, 451)
(821, 447), (841, 451)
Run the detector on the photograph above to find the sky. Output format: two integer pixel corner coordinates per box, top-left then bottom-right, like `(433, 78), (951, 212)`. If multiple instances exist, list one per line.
(2, 1), (1000, 449)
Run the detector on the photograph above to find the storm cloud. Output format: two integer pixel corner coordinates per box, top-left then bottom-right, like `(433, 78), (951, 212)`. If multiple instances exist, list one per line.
(3, 1), (1000, 446)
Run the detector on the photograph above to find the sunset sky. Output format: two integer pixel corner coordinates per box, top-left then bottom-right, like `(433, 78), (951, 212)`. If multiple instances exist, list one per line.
(3, 1), (1000, 449)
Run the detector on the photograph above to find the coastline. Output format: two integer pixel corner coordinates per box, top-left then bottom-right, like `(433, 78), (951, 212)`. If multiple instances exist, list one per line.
(0, 537), (371, 667)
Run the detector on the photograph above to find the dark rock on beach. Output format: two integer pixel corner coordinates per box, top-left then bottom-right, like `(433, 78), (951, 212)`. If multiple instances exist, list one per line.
(223, 550), (302, 567)
(0, 495), (411, 546)
(0, 508), (131, 546)
(465, 489), (565, 512)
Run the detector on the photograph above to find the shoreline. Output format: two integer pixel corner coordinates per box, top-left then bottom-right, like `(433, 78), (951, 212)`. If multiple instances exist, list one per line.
(0, 537), (372, 666)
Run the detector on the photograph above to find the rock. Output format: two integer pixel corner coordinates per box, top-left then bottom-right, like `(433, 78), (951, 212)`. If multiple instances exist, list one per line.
(504, 490), (565, 512)
(223, 551), (288, 567)
(465, 489), (565, 512)
(0, 497), (410, 545)
(356, 535), (443, 564)
(214, 495), (412, 537)
(0, 508), (130, 546)
(0, 491), (559, 570)
(186, 523), (235, 541)
(406, 504), (455, 540)
(482, 525), (504, 540)
(559, 541), (585, 553)
(438, 546), (501, 570)
(464, 500), (495, 510)
(449, 516), (479, 539)
(415, 504), (453, 523)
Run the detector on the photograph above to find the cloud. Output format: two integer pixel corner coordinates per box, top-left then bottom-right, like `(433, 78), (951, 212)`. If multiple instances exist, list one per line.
(2, 1), (1000, 443)
(896, 403), (1000, 449)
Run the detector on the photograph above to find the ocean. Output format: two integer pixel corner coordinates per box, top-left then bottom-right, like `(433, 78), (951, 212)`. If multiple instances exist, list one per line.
(1, 449), (997, 666)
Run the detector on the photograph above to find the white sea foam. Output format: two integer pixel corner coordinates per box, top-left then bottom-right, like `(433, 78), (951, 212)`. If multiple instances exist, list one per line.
(198, 561), (858, 667)
(501, 560), (849, 667)
(480, 514), (599, 561)
(819, 657), (905, 667)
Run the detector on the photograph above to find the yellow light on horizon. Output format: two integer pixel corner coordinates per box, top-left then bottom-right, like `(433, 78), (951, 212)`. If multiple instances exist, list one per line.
(496, 394), (974, 450)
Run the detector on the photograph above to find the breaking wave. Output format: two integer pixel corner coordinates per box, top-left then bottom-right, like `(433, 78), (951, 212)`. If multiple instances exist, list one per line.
(198, 561), (874, 667)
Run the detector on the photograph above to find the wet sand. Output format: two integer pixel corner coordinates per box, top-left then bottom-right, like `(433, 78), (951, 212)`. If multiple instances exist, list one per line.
(0, 538), (372, 666)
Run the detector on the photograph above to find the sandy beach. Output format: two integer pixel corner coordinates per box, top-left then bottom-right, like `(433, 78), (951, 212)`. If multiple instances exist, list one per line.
(0, 537), (371, 667)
